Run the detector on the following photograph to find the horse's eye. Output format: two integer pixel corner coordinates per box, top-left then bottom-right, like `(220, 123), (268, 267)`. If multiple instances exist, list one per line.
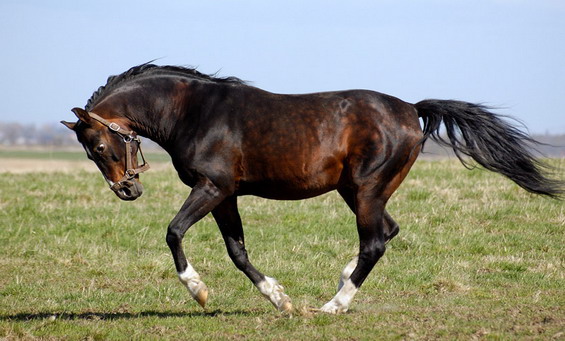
(96, 143), (106, 153)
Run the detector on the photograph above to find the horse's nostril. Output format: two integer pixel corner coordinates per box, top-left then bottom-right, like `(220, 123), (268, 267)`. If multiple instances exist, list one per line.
(121, 187), (133, 198)
(113, 181), (143, 201)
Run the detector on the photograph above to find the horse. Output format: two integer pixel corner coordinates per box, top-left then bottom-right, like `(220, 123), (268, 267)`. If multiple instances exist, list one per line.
(61, 63), (563, 314)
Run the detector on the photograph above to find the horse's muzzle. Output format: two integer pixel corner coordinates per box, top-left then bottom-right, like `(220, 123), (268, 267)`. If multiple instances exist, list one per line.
(112, 180), (144, 201)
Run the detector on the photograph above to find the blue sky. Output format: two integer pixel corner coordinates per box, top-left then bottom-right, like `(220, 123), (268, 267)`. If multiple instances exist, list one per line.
(1, 0), (564, 133)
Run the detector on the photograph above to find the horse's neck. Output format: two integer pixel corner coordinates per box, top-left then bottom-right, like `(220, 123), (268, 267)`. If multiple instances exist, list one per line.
(121, 79), (209, 151)
(123, 108), (175, 151)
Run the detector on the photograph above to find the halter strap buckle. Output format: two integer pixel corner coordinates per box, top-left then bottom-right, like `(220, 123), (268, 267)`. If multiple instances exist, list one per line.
(125, 168), (137, 179)
(109, 122), (121, 132)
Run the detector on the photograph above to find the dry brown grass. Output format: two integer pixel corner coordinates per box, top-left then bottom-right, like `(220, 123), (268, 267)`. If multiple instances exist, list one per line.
(0, 158), (173, 173)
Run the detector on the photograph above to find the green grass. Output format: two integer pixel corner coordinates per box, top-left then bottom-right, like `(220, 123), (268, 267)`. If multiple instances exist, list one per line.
(0, 158), (563, 340)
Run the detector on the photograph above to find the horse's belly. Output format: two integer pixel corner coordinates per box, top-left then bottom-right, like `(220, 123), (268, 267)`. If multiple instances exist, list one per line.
(237, 162), (343, 200)
(237, 180), (338, 200)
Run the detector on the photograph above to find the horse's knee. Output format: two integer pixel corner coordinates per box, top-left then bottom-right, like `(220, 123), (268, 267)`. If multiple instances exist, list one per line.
(166, 225), (183, 247)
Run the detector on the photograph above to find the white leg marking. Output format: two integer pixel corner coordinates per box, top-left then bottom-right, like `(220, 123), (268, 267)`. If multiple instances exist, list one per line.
(178, 263), (208, 308)
(256, 276), (293, 313)
(338, 256), (358, 291)
(320, 279), (358, 314)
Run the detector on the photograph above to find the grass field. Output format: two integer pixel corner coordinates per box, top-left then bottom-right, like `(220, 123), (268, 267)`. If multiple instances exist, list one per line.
(0, 156), (563, 340)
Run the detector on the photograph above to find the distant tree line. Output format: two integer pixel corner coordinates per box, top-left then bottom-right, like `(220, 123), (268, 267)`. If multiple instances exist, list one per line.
(419, 133), (565, 158)
(0, 122), (161, 150)
(0, 122), (563, 157)
(0, 122), (76, 146)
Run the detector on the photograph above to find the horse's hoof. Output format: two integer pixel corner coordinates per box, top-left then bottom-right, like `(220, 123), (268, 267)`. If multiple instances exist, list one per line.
(194, 284), (208, 308)
(279, 298), (293, 314)
(319, 301), (348, 314)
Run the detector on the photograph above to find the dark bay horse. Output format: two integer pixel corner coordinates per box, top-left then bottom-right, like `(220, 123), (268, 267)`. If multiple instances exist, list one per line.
(62, 63), (563, 314)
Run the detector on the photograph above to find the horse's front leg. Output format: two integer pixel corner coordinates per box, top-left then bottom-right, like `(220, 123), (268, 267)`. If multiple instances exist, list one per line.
(166, 178), (227, 308)
(212, 196), (293, 313)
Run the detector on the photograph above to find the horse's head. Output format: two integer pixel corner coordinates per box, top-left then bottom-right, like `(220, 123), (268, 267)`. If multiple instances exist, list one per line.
(61, 108), (149, 201)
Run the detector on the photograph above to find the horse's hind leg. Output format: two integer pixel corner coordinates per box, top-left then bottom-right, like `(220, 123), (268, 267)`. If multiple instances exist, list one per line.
(323, 154), (418, 313)
(334, 189), (399, 293)
(334, 213), (398, 294)
(212, 196), (292, 313)
(338, 187), (400, 243)
(321, 186), (387, 314)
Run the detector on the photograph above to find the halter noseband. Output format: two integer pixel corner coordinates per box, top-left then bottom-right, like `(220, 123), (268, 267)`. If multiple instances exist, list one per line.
(87, 112), (150, 191)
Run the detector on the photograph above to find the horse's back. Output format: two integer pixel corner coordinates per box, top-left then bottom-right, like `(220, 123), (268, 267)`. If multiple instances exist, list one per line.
(236, 88), (422, 199)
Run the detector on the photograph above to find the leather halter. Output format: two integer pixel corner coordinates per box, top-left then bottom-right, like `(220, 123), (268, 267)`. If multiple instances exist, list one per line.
(87, 112), (150, 191)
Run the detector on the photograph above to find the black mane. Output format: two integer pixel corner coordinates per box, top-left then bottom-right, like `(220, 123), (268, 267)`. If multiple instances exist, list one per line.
(86, 63), (246, 110)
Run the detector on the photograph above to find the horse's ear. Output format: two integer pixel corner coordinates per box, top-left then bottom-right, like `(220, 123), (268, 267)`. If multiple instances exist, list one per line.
(71, 107), (92, 124)
(60, 120), (76, 130)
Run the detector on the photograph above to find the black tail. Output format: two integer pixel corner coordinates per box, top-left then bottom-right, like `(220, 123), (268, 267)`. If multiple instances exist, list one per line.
(415, 99), (563, 199)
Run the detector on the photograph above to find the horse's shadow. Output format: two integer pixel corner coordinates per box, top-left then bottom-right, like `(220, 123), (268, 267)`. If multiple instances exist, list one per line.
(0, 309), (254, 321)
